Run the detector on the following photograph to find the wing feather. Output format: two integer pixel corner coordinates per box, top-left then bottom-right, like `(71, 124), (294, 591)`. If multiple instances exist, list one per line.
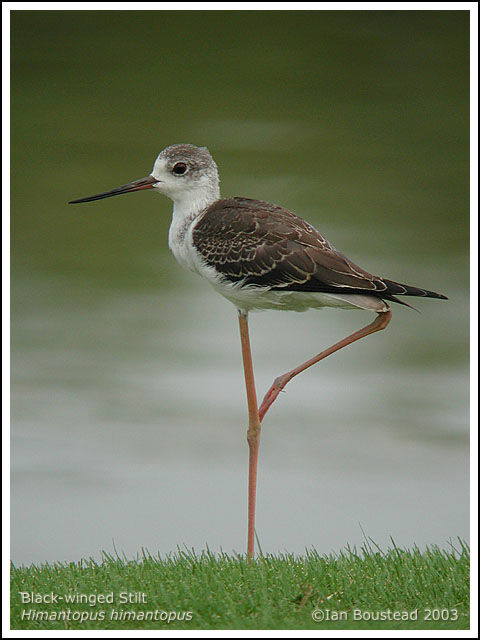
(192, 198), (447, 301)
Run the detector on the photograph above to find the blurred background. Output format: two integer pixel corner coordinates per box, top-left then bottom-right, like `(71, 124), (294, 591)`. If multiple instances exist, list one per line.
(11, 10), (469, 565)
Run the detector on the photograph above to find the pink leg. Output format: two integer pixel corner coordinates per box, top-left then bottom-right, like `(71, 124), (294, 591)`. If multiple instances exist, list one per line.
(258, 310), (392, 422)
(238, 310), (261, 559)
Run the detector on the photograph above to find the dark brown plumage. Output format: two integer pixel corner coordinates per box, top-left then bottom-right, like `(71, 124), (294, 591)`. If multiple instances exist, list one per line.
(192, 197), (447, 306)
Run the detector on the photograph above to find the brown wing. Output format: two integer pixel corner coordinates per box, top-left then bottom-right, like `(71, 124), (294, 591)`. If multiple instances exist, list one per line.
(192, 198), (447, 301)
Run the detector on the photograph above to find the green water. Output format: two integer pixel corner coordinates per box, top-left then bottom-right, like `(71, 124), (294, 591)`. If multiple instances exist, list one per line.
(11, 11), (469, 564)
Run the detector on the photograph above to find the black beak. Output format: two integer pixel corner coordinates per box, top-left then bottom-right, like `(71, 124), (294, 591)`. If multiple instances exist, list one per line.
(68, 175), (159, 204)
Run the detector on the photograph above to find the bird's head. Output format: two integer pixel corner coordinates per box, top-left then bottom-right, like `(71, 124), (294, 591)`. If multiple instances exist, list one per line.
(69, 143), (219, 206)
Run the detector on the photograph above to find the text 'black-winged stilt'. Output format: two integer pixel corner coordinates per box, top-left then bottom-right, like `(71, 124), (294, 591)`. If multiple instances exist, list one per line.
(69, 143), (447, 558)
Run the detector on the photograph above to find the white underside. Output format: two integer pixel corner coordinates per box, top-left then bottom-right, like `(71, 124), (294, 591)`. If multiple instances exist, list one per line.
(209, 278), (389, 313)
(167, 199), (389, 314)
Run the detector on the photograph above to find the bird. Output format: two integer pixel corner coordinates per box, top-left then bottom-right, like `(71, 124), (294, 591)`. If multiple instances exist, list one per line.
(69, 143), (447, 557)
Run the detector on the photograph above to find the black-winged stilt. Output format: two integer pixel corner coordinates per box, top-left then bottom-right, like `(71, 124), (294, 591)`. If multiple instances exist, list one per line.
(70, 143), (447, 557)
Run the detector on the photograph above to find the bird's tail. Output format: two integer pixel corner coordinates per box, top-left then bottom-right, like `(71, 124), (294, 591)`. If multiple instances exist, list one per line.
(383, 279), (448, 300)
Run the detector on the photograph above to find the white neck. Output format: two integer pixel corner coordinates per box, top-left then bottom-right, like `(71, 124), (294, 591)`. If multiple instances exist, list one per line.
(167, 183), (220, 270)
(172, 182), (220, 224)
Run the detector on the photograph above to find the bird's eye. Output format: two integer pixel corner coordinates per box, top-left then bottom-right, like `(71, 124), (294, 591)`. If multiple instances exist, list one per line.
(172, 162), (188, 175)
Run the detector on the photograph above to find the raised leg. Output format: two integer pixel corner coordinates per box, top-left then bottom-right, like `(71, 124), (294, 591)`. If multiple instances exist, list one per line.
(258, 310), (392, 422)
(237, 310), (261, 558)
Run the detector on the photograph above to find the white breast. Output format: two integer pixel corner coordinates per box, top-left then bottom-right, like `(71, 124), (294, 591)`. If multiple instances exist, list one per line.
(167, 193), (216, 275)
(168, 215), (198, 273)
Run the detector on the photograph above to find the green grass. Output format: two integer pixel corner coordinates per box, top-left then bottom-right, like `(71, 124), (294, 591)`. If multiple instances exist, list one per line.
(11, 540), (469, 630)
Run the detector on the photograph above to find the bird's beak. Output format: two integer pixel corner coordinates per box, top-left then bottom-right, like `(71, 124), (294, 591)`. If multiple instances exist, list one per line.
(68, 175), (159, 204)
